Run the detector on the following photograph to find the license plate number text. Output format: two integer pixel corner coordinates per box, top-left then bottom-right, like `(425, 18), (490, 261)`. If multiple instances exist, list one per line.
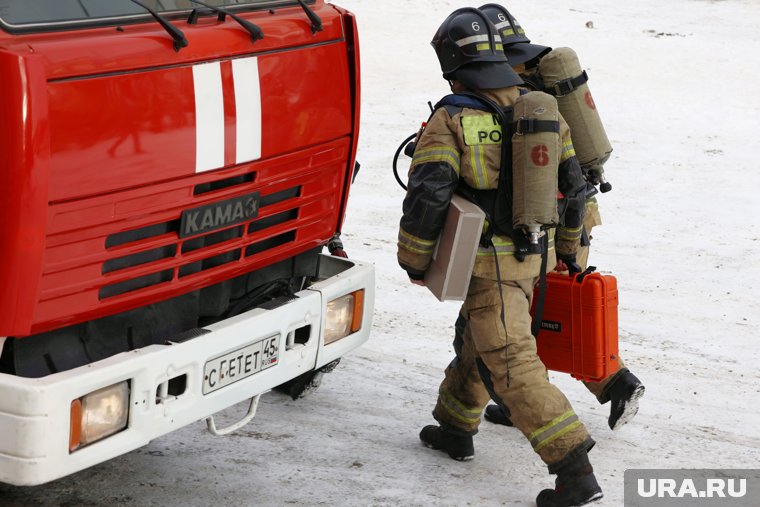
(203, 335), (279, 394)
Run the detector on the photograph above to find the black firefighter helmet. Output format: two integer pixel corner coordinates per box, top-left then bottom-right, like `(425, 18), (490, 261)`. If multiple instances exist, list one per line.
(479, 4), (551, 66)
(431, 7), (522, 90)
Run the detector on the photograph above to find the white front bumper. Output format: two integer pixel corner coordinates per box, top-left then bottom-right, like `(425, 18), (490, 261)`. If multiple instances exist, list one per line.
(0, 255), (374, 486)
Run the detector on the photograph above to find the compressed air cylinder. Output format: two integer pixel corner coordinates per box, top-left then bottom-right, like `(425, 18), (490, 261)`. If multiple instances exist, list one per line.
(511, 91), (560, 241)
(539, 47), (612, 167)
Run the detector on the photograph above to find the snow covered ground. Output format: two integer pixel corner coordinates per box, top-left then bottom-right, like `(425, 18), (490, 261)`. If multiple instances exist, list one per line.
(336, 0), (760, 503)
(2, 0), (759, 505)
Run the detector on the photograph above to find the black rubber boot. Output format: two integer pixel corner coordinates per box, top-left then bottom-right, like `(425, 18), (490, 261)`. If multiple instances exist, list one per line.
(537, 449), (603, 507)
(419, 425), (474, 461)
(483, 404), (514, 426)
(606, 369), (645, 431)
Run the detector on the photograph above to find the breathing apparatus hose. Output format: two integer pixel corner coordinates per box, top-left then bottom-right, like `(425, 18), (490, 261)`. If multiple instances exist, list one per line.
(392, 133), (417, 191)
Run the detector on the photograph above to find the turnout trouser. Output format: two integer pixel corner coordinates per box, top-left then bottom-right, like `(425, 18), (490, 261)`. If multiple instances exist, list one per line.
(433, 276), (593, 466)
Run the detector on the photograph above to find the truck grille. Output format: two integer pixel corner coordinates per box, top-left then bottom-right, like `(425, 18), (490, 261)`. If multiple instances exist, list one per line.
(36, 140), (348, 332)
(100, 187), (300, 299)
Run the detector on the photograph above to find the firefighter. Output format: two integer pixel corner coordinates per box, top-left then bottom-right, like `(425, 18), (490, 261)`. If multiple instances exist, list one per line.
(478, 3), (645, 432)
(398, 8), (603, 506)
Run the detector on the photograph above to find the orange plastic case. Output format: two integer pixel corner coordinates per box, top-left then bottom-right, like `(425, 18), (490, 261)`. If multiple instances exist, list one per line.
(531, 271), (619, 382)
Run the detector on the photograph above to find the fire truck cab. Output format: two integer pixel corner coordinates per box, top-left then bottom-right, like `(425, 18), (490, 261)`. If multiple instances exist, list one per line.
(0, 0), (373, 486)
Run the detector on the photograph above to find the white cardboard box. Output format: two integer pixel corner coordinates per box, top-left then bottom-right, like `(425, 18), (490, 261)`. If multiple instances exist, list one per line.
(425, 195), (485, 301)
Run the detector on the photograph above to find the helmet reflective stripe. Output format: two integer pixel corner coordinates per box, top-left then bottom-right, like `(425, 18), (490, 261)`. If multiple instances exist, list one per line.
(455, 34), (490, 46)
(455, 34), (499, 47)
(479, 4), (550, 66)
(479, 4), (532, 44)
(477, 43), (504, 51)
(431, 7), (522, 89)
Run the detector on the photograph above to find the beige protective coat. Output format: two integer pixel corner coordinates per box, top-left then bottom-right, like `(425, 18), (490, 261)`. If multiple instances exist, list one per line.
(400, 86), (594, 467)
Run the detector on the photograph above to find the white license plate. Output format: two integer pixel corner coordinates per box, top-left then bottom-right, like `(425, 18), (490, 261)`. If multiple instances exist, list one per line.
(203, 335), (279, 394)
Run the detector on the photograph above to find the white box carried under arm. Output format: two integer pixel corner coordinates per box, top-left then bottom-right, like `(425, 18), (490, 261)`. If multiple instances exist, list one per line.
(425, 195), (485, 301)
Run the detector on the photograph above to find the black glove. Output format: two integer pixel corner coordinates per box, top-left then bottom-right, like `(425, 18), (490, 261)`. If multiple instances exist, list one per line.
(557, 253), (582, 275)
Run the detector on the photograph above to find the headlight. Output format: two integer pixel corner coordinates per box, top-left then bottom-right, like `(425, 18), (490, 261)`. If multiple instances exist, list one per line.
(324, 290), (365, 345)
(70, 381), (130, 452)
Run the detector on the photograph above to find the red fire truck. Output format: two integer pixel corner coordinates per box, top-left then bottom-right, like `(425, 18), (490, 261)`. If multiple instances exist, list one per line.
(0, 0), (373, 486)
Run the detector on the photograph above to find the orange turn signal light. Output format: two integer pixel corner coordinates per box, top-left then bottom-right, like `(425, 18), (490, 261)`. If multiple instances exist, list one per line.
(350, 289), (364, 333)
(69, 399), (82, 452)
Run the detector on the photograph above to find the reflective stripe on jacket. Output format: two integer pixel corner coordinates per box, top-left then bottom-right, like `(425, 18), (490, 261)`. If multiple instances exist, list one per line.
(398, 86), (585, 280)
